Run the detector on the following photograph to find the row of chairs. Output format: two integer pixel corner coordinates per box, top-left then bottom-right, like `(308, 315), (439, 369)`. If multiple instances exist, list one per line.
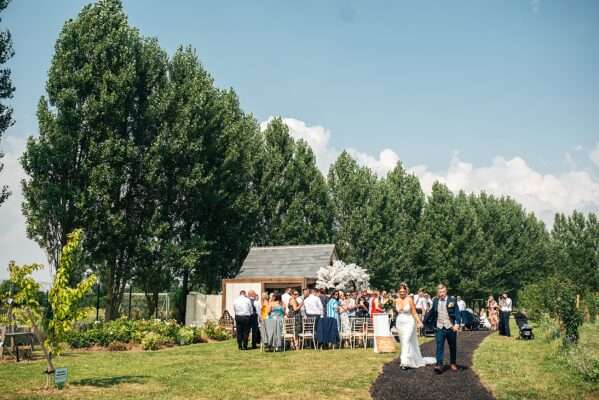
(272, 317), (377, 351)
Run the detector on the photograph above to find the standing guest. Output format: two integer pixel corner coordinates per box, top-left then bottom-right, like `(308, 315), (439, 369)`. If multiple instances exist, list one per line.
(288, 290), (302, 349)
(370, 290), (384, 318)
(327, 291), (341, 332)
(300, 288), (309, 317)
(304, 289), (324, 318)
(282, 288), (292, 313)
(269, 293), (285, 319)
(319, 288), (330, 311)
(260, 292), (270, 321)
(487, 295), (499, 331)
(356, 292), (370, 318)
(233, 290), (253, 350)
(499, 293), (512, 336)
(457, 296), (467, 328)
(339, 292), (352, 333)
(247, 290), (261, 349)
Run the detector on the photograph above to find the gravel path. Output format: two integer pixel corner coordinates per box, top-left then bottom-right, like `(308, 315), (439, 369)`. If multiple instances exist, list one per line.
(370, 330), (494, 400)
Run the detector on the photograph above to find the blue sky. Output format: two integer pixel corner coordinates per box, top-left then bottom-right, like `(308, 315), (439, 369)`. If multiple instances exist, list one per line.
(1, 0), (599, 280)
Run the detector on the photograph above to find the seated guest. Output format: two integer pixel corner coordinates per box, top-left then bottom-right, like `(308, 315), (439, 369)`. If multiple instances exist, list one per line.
(303, 289), (324, 318)
(269, 293), (285, 319)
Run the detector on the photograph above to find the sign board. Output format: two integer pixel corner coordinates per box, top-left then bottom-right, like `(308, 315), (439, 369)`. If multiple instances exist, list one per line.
(373, 314), (397, 353)
(54, 368), (68, 389)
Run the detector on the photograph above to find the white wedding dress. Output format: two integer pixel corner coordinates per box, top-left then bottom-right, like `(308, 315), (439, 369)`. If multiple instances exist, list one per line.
(396, 302), (437, 368)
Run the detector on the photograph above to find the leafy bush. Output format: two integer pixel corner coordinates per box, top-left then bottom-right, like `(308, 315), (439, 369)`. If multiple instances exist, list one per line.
(192, 326), (208, 344)
(107, 341), (129, 351)
(563, 345), (599, 383)
(519, 276), (584, 346)
(141, 332), (163, 351)
(537, 313), (561, 343)
(202, 321), (231, 341)
(176, 327), (195, 345)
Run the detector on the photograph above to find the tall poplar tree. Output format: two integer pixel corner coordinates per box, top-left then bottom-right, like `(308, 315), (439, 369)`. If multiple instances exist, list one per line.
(0, 0), (14, 208)
(21, 0), (169, 319)
(255, 118), (333, 246)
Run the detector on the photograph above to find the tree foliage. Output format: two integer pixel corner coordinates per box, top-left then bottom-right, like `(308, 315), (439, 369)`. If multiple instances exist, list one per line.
(0, 0), (14, 207)
(7, 229), (96, 374)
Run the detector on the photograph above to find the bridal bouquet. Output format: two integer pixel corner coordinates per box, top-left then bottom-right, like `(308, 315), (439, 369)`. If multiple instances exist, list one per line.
(383, 298), (395, 312)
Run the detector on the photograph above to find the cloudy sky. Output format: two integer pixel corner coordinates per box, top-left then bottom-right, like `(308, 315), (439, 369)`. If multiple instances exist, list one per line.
(1, 0), (598, 281)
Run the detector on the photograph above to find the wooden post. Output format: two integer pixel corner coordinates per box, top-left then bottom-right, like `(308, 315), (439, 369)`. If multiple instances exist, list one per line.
(576, 294), (580, 309)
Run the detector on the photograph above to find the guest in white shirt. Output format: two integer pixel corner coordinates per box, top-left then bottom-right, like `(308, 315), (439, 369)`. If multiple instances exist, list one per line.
(282, 288), (292, 313)
(303, 289), (324, 318)
(457, 296), (467, 328)
(247, 290), (261, 349)
(233, 290), (253, 350)
(499, 293), (513, 337)
(299, 288), (309, 317)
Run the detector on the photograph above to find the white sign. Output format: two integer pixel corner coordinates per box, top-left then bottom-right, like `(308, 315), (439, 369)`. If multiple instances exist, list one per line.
(54, 368), (68, 388)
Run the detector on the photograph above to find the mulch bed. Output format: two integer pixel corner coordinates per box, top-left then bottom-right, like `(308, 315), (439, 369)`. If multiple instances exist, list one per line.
(370, 330), (495, 400)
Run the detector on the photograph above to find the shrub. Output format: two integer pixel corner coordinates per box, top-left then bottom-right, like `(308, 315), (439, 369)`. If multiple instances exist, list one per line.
(537, 313), (561, 343)
(107, 341), (129, 351)
(176, 327), (195, 346)
(192, 326), (208, 343)
(563, 345), (599, 383)
(203, 321), (231, 341)
(141, 332), (164, 351)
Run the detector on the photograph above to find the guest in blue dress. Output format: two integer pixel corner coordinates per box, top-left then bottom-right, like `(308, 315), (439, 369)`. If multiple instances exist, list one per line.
(269, 293), (285, 319)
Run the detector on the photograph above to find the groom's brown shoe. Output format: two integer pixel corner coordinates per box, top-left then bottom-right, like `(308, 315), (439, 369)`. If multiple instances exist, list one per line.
(450, 364), (458, 371)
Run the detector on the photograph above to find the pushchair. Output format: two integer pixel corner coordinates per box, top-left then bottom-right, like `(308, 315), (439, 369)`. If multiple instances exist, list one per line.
(462, 309), (481, 331)
(515, 311), (534, 340)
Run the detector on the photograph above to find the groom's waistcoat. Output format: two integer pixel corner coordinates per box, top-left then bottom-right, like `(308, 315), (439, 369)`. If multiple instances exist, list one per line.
(426, 296), (461, 327)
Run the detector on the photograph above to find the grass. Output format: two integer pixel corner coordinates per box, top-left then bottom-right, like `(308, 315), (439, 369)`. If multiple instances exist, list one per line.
(473, 321), (599, 400)
(0, 338), (418, 400)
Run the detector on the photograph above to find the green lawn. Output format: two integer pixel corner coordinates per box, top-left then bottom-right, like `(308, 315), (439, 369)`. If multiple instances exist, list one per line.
(473, 321), (599, 400)
(0, 340), (403, 400)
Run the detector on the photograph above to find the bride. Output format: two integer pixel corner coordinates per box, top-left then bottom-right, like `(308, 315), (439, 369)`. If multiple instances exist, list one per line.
(395, 282), (436, 369)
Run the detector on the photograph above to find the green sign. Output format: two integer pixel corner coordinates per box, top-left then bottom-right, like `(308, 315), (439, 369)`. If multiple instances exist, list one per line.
(54, 368), (68, 389)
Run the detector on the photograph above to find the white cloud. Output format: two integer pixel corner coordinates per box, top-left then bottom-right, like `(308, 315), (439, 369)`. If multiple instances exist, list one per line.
(260, 117), (401, 177)
(0, 135), (49, 282)
(264, 117), (599, 227)
(590, 143), (599, 167)
(410, 154), (599, 225)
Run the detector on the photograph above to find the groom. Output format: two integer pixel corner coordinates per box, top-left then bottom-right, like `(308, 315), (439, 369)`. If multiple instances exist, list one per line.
(424, 284), (462, 373)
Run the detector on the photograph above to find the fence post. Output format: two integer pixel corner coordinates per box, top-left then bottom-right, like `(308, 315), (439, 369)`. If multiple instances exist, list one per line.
(128, 285), (132, 319)
(95, 283), (100, 322)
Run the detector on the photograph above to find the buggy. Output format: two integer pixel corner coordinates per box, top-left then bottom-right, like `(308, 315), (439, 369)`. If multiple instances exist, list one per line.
(515, 311), (534, 340)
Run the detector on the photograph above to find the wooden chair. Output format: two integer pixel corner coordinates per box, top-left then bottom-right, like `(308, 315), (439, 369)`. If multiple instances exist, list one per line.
(299, 317), (316, 350)
(282, 318), (296, 351)
(350, 318), (366, 349)
(365, 318), (375, 348)
(339, 316), (352, 349)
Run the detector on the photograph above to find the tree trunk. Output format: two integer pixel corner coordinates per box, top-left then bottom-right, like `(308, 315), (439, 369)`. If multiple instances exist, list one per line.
(26, 310), (55, 387)
(177, 268), (189, 324)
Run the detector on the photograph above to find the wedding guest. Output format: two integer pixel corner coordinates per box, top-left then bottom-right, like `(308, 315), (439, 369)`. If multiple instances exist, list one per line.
(304, 289), (324, 318)
(260, 292), (270, 321)
(233, 290), (253, 350)
(299, 288), (309, 317)
(487, 295), (498, 331)
(339, 292), (352, 333)
(247, 290), (261, 349)
(288, 290), (302, 349)
(457, 296), (467, 328)
(269, 293), (285, 319)
(282, 288), (292, 313)
(499, 293), (512, 336)
(319, 288), (329, 310)
(370, 290), (384, 318)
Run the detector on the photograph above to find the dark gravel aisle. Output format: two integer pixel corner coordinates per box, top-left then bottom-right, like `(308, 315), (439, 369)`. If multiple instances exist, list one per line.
(370, 331), (495, 400)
